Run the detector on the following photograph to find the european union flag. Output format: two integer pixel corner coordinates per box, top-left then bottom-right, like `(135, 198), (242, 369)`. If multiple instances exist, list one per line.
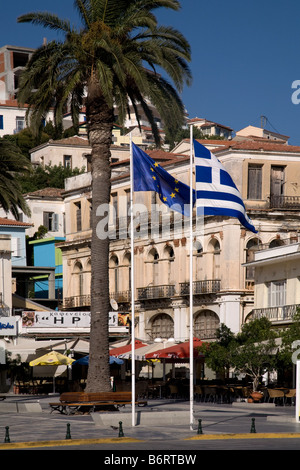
(132, 143), (195, 216)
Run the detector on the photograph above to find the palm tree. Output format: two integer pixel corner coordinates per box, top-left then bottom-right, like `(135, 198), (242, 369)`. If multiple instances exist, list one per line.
(17, 0), (191, 392)
(0, 139), (31, 219)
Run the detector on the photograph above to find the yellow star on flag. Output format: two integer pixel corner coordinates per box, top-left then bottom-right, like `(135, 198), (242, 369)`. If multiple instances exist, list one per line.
(170, 193), (176, 198)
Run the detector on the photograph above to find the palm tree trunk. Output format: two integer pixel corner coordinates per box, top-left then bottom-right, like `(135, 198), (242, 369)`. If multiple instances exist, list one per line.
(85, 86), (114, 392)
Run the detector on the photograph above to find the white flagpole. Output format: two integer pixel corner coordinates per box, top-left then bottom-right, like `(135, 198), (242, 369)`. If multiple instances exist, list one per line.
(189, 124), (194, 430)
(129, 133), (136, 427)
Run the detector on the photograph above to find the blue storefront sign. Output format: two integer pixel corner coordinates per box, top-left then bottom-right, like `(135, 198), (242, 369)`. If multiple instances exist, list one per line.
(0, 317), (17, 336)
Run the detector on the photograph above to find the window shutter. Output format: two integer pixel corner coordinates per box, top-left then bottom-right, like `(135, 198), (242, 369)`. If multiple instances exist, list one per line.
(43, 212), (50, 229)
(11, 237), (21, 257)
(53, 213), (59, 231)
(248, 166), (262, 199)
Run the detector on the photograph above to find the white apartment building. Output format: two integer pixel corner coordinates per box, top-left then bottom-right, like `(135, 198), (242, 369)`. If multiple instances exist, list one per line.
(21, 188), (65, 239)
(0, 45), (54, 137)
(246, 243), (300, 325)
(0, 188), (65, 239)
(29, 136), (91, 171)
(187, 117), (233, 140)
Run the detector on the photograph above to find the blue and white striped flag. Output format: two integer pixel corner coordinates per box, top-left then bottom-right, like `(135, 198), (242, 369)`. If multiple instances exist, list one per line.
(194, 140), (257, 233)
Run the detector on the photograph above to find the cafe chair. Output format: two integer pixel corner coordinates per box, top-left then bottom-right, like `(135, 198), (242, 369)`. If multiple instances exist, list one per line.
(284, 389), (296, 406)
(202, 386), (217, 403)
(194, 385), (203, 402)
(136, 381), (149, 399)
(169, 384), (178, 398)
(217, 385), (230, 404)
(267, 388), (285, 406)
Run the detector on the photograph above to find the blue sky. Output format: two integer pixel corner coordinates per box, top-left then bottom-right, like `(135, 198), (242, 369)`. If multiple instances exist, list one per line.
(1, 0), (300, 144)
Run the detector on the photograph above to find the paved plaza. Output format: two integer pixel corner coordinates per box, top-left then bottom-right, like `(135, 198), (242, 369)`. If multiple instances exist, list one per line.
(0, 394), (300, 451)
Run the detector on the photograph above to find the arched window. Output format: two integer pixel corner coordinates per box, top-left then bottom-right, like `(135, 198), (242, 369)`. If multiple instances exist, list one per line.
(164, 245), (174, 258)
(85, 259), (91, 297)
(148, 247), (159, 286)
(73, 261), (83, 297)
(193, 240), (203, 254)
(123, 252), (131, 291)
(269, 238), (284, 249)
(207, 238), (220, 279)
(151, 313), (174, 340)
(148, 247), (159, 261)
(208, 238), (220, 252)
(246, 238), (260, 281)
(163, 245), (174, 284)
(194, 310), (220, 340)
(109, 255), (119, 293)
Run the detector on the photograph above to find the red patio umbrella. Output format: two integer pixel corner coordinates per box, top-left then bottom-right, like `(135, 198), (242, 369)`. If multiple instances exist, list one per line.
(109, 340), (148, 357)
(145, 338), (203, 362)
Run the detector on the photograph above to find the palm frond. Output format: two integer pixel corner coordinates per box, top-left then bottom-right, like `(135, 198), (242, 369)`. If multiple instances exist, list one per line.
(17, 12), (72, 33)
(73, 0), (91, 28)
(0, 141), (32, 218)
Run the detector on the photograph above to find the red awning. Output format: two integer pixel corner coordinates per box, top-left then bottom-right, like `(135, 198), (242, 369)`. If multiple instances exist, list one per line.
(109, 340), (148, 356)
(145, 338), (203, 360)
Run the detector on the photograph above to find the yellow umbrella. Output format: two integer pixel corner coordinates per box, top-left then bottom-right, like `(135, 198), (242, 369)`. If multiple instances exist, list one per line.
(29, 351), (75, 367)
(29, 351), (75, 393)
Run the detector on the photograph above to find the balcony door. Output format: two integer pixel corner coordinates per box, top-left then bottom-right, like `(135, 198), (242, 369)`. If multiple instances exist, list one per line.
(270, 166), (285, 206)
(268, 280), (286, 307)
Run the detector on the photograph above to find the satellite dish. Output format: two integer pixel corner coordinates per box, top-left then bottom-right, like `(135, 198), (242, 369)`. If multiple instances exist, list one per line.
(154, 338), (163, 343)
(110, 299), (118, 311)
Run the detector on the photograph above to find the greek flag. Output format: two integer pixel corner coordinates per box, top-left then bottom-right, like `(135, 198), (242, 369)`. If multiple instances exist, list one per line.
(132, 142), (195, 216)
(194, 140), (257, 233)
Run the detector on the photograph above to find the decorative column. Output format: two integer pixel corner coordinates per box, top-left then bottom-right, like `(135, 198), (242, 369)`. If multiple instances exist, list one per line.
(172, 299), (189, 341)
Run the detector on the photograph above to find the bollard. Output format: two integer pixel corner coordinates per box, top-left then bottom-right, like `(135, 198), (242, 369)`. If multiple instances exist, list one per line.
(4, 426), (10, 443)
(118, 421), (124, 437)
(250, 418), (256, 433)
(66, 423), (72, 440)
(197, 419), (203, 434)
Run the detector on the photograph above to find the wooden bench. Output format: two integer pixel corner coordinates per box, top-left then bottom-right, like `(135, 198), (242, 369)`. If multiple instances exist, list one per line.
(49, 391), (147, 415)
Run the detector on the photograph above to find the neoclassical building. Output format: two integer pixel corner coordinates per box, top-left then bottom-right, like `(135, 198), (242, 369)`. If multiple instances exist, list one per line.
(58, 137), (300, 343)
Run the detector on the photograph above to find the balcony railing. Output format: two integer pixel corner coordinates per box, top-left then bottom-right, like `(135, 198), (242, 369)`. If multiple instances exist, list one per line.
(195, 328), (218, 340)
(250, 304), (300, 323)
(270, 195), (300, 209)
(137, 284), (175, 300)
(179, 280), (221, 296)
(110, 291), (131, 303)
(64, 294), (91, 309)
(65, 292), (132, 308)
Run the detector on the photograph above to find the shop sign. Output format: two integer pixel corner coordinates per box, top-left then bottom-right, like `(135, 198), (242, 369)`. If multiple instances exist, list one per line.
(22, 311), (129, 329)
(0, 317), (17, 336)
(22, 311), (90, 328)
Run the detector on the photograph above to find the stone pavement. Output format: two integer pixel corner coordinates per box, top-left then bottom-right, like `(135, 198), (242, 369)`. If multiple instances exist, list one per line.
(0, 393), (300, 449)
